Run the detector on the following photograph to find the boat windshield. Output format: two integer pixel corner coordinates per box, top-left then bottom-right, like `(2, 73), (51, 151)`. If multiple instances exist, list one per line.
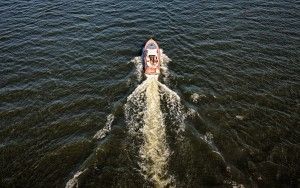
(147, 49), (157, 56)
(147, 43), (157, 49)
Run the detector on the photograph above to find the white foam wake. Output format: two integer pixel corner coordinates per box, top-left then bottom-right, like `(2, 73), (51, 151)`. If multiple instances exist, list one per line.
(65, 114), (115, 187)
(131, 56), (143, 82)
(93, 114), (114, 140)
(138, 77), (173, 187)
(125, 79), (149, 135)
(159, 82), (186, 134)
(65, 169), (87, 188)
(125, 75), (186, 187)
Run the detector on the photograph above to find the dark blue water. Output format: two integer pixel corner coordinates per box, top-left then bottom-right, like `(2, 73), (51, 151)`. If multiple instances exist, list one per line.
(1, 0), (299, 187)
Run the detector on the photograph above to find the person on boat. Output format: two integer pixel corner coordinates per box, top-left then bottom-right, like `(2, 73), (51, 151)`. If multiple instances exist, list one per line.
(154, 56), (158, 66)
(149, 55), (155, 65)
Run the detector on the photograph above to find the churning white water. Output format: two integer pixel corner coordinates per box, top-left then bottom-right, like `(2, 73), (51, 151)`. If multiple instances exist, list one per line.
(125, 76), (177, 187)
(139, 76), (173, 187)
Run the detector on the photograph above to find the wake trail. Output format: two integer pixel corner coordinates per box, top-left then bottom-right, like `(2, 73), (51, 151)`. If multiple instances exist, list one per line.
(65, 50), (225, 188)
(139, 76), (173, 187)
(125, 75), (186, 187)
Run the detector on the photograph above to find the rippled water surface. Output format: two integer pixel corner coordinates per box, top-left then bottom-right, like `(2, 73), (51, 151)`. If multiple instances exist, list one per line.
(1, 0), (299, 187)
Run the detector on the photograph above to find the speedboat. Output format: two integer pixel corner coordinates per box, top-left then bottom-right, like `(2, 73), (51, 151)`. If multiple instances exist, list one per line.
(142, 39), (161, 75)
